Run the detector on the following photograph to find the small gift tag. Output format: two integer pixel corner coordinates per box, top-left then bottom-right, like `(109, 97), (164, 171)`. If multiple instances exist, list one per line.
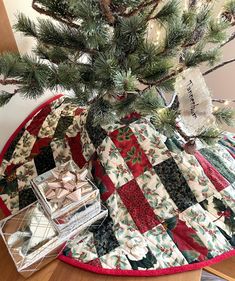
(175, 68), (214, 135)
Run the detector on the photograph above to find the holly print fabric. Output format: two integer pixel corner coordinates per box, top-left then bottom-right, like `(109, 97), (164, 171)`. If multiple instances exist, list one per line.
(1, 97), (235, 276)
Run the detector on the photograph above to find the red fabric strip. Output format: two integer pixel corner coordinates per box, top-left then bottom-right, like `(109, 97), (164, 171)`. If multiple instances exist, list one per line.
(195, 151), (229, 192)
(170, 218), (208, 262)
(26, 104), (51, 136)
(228, 149), (235, 159)
(0, 197), (11, 216)
(59, 247), (235, 277)
(92, 158), (115, 201)
(75, 108), (85, 116)
(118, 179), (160, 233)
(31, 137), (52, 155)
(66, 133), (87, 169)
(109, 127), (151, 178)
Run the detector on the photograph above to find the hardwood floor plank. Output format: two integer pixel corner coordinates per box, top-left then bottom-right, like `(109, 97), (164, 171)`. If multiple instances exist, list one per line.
(206, 258), (235, 281)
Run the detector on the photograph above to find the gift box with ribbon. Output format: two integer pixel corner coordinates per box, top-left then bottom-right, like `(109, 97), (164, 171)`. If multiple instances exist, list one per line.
(0, 202), (108, 278)
(31, 160), (101, 231)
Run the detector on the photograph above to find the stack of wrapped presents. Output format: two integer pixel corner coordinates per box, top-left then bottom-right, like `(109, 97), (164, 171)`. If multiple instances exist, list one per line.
(0, 161), (107, 278)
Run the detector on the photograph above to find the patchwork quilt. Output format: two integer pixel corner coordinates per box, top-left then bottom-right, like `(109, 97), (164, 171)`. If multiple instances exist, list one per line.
(1, 96), (235, 276)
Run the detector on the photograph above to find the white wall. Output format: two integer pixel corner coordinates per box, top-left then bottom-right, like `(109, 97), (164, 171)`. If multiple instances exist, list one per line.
(0, 0), (54, 150)
(201, 39), (235, 102)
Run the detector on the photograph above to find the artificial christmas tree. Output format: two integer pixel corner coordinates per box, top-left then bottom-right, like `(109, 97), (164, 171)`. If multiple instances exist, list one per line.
(0, 0), (234, 141)
(1, 0), (235, 277)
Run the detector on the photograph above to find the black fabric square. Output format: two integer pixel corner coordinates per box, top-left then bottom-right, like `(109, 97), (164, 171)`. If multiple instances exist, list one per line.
(19, 188), (37, 209)
(53, 116), (74, 139)
(85, 104), (107, 149)
(4, 128), (25, 161)
(85, 122), (107, 148)
(154, 157), (197, 211)
(217, 226), (235, 247)
(0, 177), (18, 196)
(126, 248), (157, 270)
(89, 215), (119, 257)
(91, 155), (108, 196)
(34, 146), (56, 175)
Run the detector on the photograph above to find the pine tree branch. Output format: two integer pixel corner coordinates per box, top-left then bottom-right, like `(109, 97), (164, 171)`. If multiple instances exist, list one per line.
(0, 88), (19, 99)
(176, 124), (222, 144)
(147, 2), (159, 21)
(182, 30), (235, 56)
(203, 58), (235, 76)
(221, 31), (235, 47)
(0, 89), (21, 107)
(0, 79), (23, 85)
(32, 0), (80, 29)
(9, 89), (20, 95)
(139, 66), (185, 86)
(99, 0), (115, 25)
(156, 88), (167, 105)
(212, 98), (235, 103)
(123, 0), (159, 17)
(182, 42), (198, 48)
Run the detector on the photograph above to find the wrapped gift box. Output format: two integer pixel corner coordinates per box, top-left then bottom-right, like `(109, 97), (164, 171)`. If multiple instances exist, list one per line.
(0, 202), (108, 278)
(51, 197), (101, 231)
(31, 160), (101, 231)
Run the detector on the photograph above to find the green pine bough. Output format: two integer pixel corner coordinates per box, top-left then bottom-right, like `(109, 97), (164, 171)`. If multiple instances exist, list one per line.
(0, 0), (235, 145)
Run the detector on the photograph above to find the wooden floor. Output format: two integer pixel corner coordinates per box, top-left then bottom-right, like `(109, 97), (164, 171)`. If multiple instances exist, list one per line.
(205, 257), (235, 281)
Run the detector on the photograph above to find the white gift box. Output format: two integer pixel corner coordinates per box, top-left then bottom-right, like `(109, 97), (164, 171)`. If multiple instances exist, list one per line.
(51, 197), (102, 231)
(31, 160), (101, 231)
(0, 202), (108, 278)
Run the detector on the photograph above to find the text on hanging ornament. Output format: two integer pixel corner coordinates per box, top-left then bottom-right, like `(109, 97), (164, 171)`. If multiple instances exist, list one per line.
(186, 80), (199, 119)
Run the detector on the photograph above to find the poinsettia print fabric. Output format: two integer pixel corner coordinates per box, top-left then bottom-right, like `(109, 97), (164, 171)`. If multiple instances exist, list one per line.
(1, 97), (235, 276)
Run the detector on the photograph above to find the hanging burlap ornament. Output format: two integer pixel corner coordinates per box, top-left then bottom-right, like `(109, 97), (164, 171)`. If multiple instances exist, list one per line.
(175, 68), (214, 136)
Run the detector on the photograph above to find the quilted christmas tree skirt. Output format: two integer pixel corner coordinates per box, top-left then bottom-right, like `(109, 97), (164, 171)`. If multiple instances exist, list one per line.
(1, 95), (235, 277)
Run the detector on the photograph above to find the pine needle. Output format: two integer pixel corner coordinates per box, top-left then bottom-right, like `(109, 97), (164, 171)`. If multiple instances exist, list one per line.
(213, 107), (235, 126)
(0, 91), (13, 106)
(198, 127), (222, 145)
